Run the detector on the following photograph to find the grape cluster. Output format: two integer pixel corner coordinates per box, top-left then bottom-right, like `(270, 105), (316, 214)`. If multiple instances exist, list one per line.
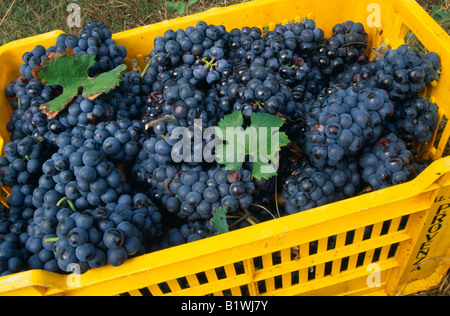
(355, 45), (441, 102)
(4, 77), (61, 142)
(133, 138), (259, 221)
(278, 22), (439, 215)
(144, 20), (327, 128)
(301, 85), (394, 168)
(56, 96), (116, 131)
(0, 136), (48, 187)
(0, 18), (442, 277)
(143, 25), (232, 128)
(94, 118), (145, 163)
(104, 71), (152, 120)
(162, 166), (256, 220)
(387, 96), (439, 144)
(282, 159), (360, 214)
(19, 21), (127, 79)
(3, 73), (139, 148)
(359, 133), (429, 190)
(314, 21), (369, 81)
(24, 193), (161, 274)
(0, 195), (29, 277)
(159, 221), (211, 248)
(34, 147), (128, 211)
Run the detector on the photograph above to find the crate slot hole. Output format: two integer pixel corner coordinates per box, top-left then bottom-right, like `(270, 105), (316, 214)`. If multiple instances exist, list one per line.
(380, 220), (392, 235)
(257, 280), (266, 294)
(177, 277), (190, 289)
(345, 230), (355, 245)
(195, 272), (209, 285)
(372, 247), (382, 262)
(309, 240), (318, 255)
(272, 251), (282, 265)
(388, 242), (400, 258)
(356, 252), (366, 267)
(138, 287), (152, 296)
(253, 256), (263, 270)
(324, 261), (333, 276)
(275, 275), (283, 289)
(240, 284), (250, 296)
(234, 261), (245, 275)
(398, 215), (410, 231)
(291, 245), (300, 260)
(308, 266), (316, 280)
(340, 257), (349, 272)
(215, 266), (227, 280)
(222, 289), (232, 296)
(327, 235), (337, 250)
(291, 270), (300, 285)
(363, 225), (374, 240)
(157, 282), (171, 294)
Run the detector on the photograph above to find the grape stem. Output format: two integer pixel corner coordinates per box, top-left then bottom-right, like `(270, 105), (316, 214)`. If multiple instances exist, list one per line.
(57, 196), (76, 213)
(147, 198), (159, 211)
(145, 115), (176, 130)
(255, 100), (264, 109)
(35, 136), (44, 143)
(341, 41), (369, 48)
(275, 175), (281, 218)
(250, 203), (277, 220)
(229, 208), (260, 229)
(200, 56), (217, 70)
(44, 237), (59, 243)
(141, 59), (151, 78)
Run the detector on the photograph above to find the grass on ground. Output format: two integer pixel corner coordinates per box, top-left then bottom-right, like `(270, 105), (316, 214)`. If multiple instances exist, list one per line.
(0, 0), (248, 45)
(0, 0), (448, 46)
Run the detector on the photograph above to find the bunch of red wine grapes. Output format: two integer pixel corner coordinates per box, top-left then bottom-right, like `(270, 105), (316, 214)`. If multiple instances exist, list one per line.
(0, 18), (440, 276)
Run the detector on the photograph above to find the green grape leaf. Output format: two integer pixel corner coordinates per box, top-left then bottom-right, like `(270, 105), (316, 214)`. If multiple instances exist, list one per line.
(33, 48), (127, 119)
(432, 5), (450, 20)
(166, 1), (186, 15)
(188, 0), (199, 7)
(176, 2), (186, 15)
(210, 207), (229, 234)
(215, 111), (290, 180)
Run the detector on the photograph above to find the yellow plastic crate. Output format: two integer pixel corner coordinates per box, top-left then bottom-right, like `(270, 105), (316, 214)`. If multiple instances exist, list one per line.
(0, 0), (449, 296)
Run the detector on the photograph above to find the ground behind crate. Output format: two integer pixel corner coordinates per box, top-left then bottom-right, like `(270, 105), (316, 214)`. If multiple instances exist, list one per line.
(0, 0), (448, 45)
